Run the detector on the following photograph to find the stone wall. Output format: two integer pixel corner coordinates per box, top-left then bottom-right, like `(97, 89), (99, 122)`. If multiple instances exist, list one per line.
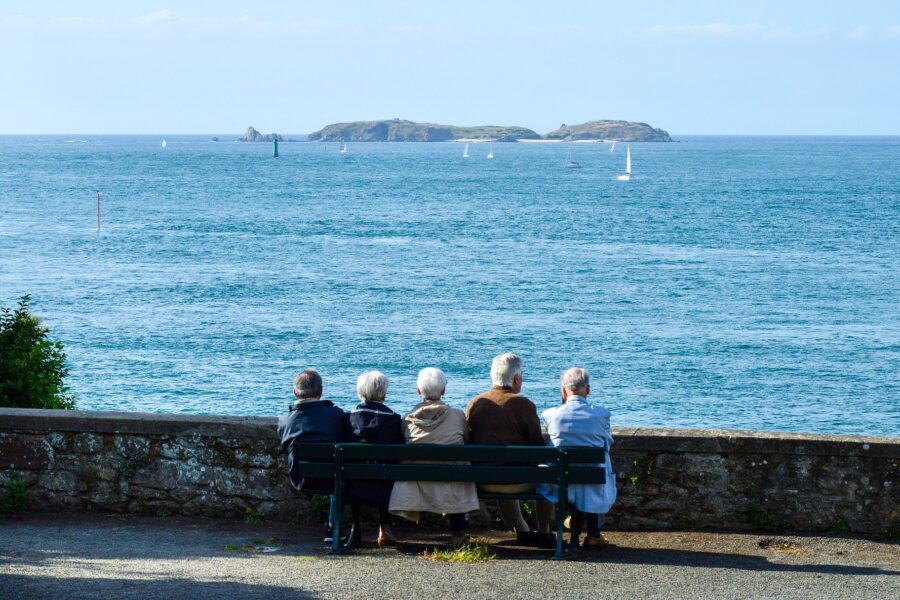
(0, 408), (897, 535)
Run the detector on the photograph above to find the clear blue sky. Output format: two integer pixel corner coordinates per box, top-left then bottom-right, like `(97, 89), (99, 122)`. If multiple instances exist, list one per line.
(1, 1), (898, 134)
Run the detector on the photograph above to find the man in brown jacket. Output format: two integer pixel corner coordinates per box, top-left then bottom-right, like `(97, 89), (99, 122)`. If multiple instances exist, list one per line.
(466, 352), (555, 548)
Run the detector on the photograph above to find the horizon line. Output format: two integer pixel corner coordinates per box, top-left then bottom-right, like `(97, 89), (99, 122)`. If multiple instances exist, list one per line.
(3, 132), (900, 137)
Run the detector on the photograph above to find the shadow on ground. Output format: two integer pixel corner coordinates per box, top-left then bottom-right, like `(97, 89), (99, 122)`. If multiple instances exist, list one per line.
(0, 574), (318, 600)
(361, 536), (899, 577)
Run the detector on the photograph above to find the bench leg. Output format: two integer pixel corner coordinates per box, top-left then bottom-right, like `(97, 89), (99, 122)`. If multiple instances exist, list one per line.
(330, 493), (343, 555)
(553, 500), (566, 560)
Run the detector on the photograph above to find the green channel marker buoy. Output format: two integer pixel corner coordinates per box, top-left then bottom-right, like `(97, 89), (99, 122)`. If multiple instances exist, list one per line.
(273, 138), (279, 158)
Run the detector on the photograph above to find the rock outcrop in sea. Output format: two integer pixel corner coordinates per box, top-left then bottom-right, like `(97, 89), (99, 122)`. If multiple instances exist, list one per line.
(238, 127), (283, 142)
(308, 119), (540, 142)
(544, 120), (672, 142)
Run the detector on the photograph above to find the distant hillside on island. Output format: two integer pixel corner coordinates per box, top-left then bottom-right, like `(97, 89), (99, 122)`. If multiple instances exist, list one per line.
(545, 120), (672, 142)
(307, 119), (671, 142)
(308, 119), (540, 142)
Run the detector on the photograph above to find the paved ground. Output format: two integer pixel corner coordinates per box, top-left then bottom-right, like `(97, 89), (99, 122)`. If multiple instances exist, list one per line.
(0, 513), (897, 599)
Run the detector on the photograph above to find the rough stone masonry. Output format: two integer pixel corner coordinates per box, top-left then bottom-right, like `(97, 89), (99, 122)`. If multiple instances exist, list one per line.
(0, 408), (897, 535)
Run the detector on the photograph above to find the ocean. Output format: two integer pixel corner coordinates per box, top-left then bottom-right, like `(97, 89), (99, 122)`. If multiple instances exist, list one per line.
(1, 135), (897, 436)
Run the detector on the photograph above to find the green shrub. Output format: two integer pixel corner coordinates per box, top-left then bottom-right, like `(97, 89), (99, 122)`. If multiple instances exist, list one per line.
(0, 295), (75, 410)
(830, 518), (850, 534)
(0, 477), (27, 513)
(244, 507), (263, 524)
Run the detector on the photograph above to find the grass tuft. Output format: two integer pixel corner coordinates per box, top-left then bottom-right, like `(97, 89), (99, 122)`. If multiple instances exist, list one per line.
(423, 538), (496, 563)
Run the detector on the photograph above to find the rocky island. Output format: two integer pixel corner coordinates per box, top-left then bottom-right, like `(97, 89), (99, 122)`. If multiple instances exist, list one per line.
(237, 126), (283, 142)
(307, 119), (671, 142)
(544, 120), (672, 142)
(308, 119), (540, 142)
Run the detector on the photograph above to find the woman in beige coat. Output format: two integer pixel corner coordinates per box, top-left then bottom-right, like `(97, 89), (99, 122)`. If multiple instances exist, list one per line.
(389, 368), (479, 543)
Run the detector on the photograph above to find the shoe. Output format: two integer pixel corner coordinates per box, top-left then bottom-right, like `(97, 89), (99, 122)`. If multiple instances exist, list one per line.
(323, 534), (349, 546)
(581, 534), (610, 549)
(516, 531), (557, 549)
(342, 524), (362, 549)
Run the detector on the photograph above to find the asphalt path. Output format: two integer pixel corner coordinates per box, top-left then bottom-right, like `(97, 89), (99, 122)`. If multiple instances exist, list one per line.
(1, 513), (897, 599)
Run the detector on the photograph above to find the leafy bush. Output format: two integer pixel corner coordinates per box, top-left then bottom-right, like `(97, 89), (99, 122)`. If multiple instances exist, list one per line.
(0, 476), (27, 513)
(0, 295), (75, 409)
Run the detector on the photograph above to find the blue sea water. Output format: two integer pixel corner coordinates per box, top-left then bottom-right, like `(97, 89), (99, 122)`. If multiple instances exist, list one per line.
(0, 135), (898, 436)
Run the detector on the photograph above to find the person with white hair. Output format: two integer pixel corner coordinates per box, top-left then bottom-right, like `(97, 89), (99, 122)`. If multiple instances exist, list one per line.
(389, 367), (479, 545)
(541, 367), (616, 549)
(344, 370), (404, 547)
(466, 353), (556, 548)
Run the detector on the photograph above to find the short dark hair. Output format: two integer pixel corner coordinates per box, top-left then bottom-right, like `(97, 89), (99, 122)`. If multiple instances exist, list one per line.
(293, 369), (323, 399)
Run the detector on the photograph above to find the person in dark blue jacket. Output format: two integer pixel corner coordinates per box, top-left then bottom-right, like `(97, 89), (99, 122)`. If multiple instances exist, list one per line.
(277, 369), (347, 541)
(345, 370), (404, 547)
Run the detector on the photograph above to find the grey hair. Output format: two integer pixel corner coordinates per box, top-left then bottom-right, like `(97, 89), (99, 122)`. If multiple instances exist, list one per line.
(417, 367), (447, 400)
(490, 352), (523, 387)
(561, 368), (590, 393)
(356, 370), (388, 402)
(294, 369), (323, 399)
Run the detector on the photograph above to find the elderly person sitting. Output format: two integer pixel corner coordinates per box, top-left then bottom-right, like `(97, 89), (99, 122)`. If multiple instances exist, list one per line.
(389, 368), (479, 545)
(541, 368), (616, 549)
(466, 352), (555, 548)
(345, 370), (403, 547)
(277, 369), (347, 544)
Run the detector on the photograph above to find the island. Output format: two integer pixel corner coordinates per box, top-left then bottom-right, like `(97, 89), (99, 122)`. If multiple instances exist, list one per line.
(307, 119), (541, 143)
(237, 126), (283, 142)
(544, 120), (672, 142)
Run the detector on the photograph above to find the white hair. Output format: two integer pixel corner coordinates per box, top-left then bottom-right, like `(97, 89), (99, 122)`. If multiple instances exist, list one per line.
(490, 352), (522, 387)
(561, 368), (590, 393)
(417, 367), (447, 400)
(356, 370), (388, 402)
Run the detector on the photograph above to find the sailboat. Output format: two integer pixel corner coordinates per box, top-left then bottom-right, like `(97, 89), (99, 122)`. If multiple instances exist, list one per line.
(463, 143), (469, 158)
(617, 145), (632, 181)
(609, 140), (616, 153)
(565, 145), (581, 169)
(487, 140), (494, 160)
(161, 139), (167, 149)
(339, 137), (347, 154)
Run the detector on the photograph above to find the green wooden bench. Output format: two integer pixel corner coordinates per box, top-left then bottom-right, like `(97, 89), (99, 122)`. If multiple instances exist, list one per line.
(293, 442), (607, 559)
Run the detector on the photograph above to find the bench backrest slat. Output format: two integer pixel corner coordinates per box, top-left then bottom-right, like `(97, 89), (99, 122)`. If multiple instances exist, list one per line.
(291, 443), (606, 486)
(293, 443), (604, 462)
(333, 443), (564, 463)
(341, 464), (562, 484)
(560, 447), (608, 462)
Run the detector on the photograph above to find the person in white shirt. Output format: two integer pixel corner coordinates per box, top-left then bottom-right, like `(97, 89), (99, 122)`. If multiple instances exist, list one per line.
(541, 367), (617, 549)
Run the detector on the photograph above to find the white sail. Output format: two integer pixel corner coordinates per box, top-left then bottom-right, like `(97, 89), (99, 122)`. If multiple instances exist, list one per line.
(339, 137), (347, 154)
(463, 143), (469, 158)
(161, 139), (167, 148)
(609, 141), (616, 153)
(487, 140), (494, 159)
(617, 145), (631, 181)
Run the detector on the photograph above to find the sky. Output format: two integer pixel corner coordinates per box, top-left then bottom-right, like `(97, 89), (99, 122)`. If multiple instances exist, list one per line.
(1, 1), (899, 135)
